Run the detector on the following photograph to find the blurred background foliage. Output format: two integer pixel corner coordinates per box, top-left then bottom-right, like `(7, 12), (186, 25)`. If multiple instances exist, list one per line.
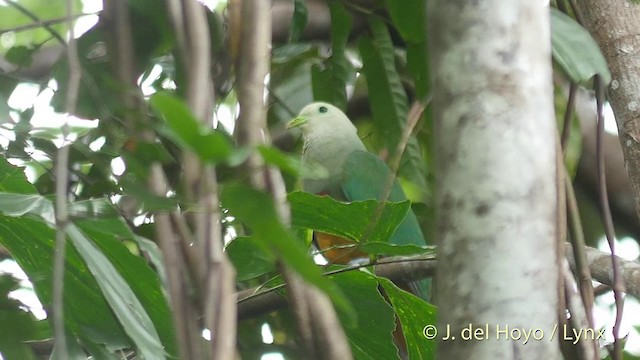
(0, 0), (637, 359)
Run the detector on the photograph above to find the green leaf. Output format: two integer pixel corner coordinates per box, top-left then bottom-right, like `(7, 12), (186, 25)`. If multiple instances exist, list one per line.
(288, 191), (410, 244)
(385, 0), (426, 43)
(226, 236), (277, 281)
(407, 41), (430, 100)
(0, 159), (37, 194)
(311, 1), (352, 109)
(0, 193), (171, 358)
(379, 278), (437, 360)
(551, 8), (611, 84)
(358, 17), (428, 193)
(221, 184), (353, 317)
(0, 159), (174, 357)
(5, 45), (35, 67)
(0, 216), (130, 354)
(0, 275), (38, 360)
(289, 0), (308, 42)
(66, 225), (167, 359)
(333, 271), (400, 360)
(149, 92), (233, 163)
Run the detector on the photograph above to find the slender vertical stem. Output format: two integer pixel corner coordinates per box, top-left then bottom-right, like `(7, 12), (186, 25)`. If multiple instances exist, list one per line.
(53, 0), (81, 355)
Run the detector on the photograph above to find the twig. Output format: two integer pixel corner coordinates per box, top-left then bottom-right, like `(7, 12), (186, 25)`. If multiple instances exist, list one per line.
(232, 0), (350, 357)
(237, 252), (437, 321)
(238, 243), (640, 323)
(52, 0), (81, 356)
(563, 261), (599, 360)
(561, 83), (577, 152)
(564, 243), (640, 299)
(594, 75), (624, 360)
(565, 168), (595, 325)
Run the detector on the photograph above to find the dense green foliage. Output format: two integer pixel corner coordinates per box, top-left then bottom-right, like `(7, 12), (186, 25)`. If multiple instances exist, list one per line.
(0, 0), (614, 359)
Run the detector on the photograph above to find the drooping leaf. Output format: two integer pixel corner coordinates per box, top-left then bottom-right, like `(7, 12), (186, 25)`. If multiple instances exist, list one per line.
(551, 8), (611, 84)
(66, 224), (168, 359)
(0, 216), (130, 355)
(359, 17), (428, 193)
(289, 0), (308, 42)
(311, 1), (353, 109)
(333, 271), (400, 360)
(0, 158), (174, 358)
(387, 0), (431, 137)
(379, 278), (437, 360)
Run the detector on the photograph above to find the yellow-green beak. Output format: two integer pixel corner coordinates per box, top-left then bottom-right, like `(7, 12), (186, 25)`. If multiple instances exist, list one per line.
(286, 116), (307, 129)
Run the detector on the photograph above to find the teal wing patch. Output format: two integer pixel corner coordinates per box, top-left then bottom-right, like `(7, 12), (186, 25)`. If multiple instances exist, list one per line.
(341, 151), (425, 248)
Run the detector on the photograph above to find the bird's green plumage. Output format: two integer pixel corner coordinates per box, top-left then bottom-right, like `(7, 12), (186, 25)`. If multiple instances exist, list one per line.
(288, 102), (425, 245)
(288, 102), (429, 298)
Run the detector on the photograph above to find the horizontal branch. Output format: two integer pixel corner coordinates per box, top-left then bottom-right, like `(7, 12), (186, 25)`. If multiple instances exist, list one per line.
(236, 253), (436, 320)
(237, 244), (640, 321)
(565, 243), (639, 298)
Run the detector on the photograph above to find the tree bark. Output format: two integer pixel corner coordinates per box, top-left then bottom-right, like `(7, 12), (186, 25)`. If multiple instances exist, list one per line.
(429, 1), (561, 359)
(578, 0), (640, 221)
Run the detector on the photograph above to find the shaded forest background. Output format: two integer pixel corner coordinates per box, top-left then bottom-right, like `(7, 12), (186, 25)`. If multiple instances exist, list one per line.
(0, 0), (638, 359)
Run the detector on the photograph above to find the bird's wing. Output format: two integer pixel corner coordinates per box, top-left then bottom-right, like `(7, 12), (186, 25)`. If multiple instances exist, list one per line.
(341, 150), (425, 247)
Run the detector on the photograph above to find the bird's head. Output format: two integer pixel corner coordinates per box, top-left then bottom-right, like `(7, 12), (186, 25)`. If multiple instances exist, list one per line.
(286, 102), (357, 137)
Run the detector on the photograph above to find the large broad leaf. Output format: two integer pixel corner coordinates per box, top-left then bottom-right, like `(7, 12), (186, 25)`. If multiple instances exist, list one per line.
(0, 214), (130, 355)
(333, 271), (401, 360)
(0, 159), (174, 358)
(288, 191), (411, 245)
(358, 17), (428, 194)
(551, 8), (611, 84)
(221, 183), (354, 318)
(379, 278), (437, 360)
(311, 1), (353, 109)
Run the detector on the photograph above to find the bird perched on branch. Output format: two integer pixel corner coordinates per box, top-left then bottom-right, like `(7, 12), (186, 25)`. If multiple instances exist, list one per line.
(287, 102), (429, 358)
(287, 102), (426, 281)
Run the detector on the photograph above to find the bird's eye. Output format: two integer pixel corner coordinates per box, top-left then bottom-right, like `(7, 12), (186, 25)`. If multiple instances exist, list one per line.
(318, 106), (328, 113)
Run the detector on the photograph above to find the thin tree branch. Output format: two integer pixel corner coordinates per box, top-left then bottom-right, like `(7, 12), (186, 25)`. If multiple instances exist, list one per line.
(362, 97), (430, 244)
(565, 168), (595, 325)
(561, 83), (577, 152)
(237, 253), (437, 320)
(163, 0), (236, 359)
(563, 261), (599, 360)
(238, 244), (640, 322)
(595, 76), (625, 360)
(231, 0), (351, 357)
(52, 0), (81, 356)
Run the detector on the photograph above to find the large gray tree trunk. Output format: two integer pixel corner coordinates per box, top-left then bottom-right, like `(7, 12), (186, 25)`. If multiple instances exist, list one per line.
(428, 1), (562, 359)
